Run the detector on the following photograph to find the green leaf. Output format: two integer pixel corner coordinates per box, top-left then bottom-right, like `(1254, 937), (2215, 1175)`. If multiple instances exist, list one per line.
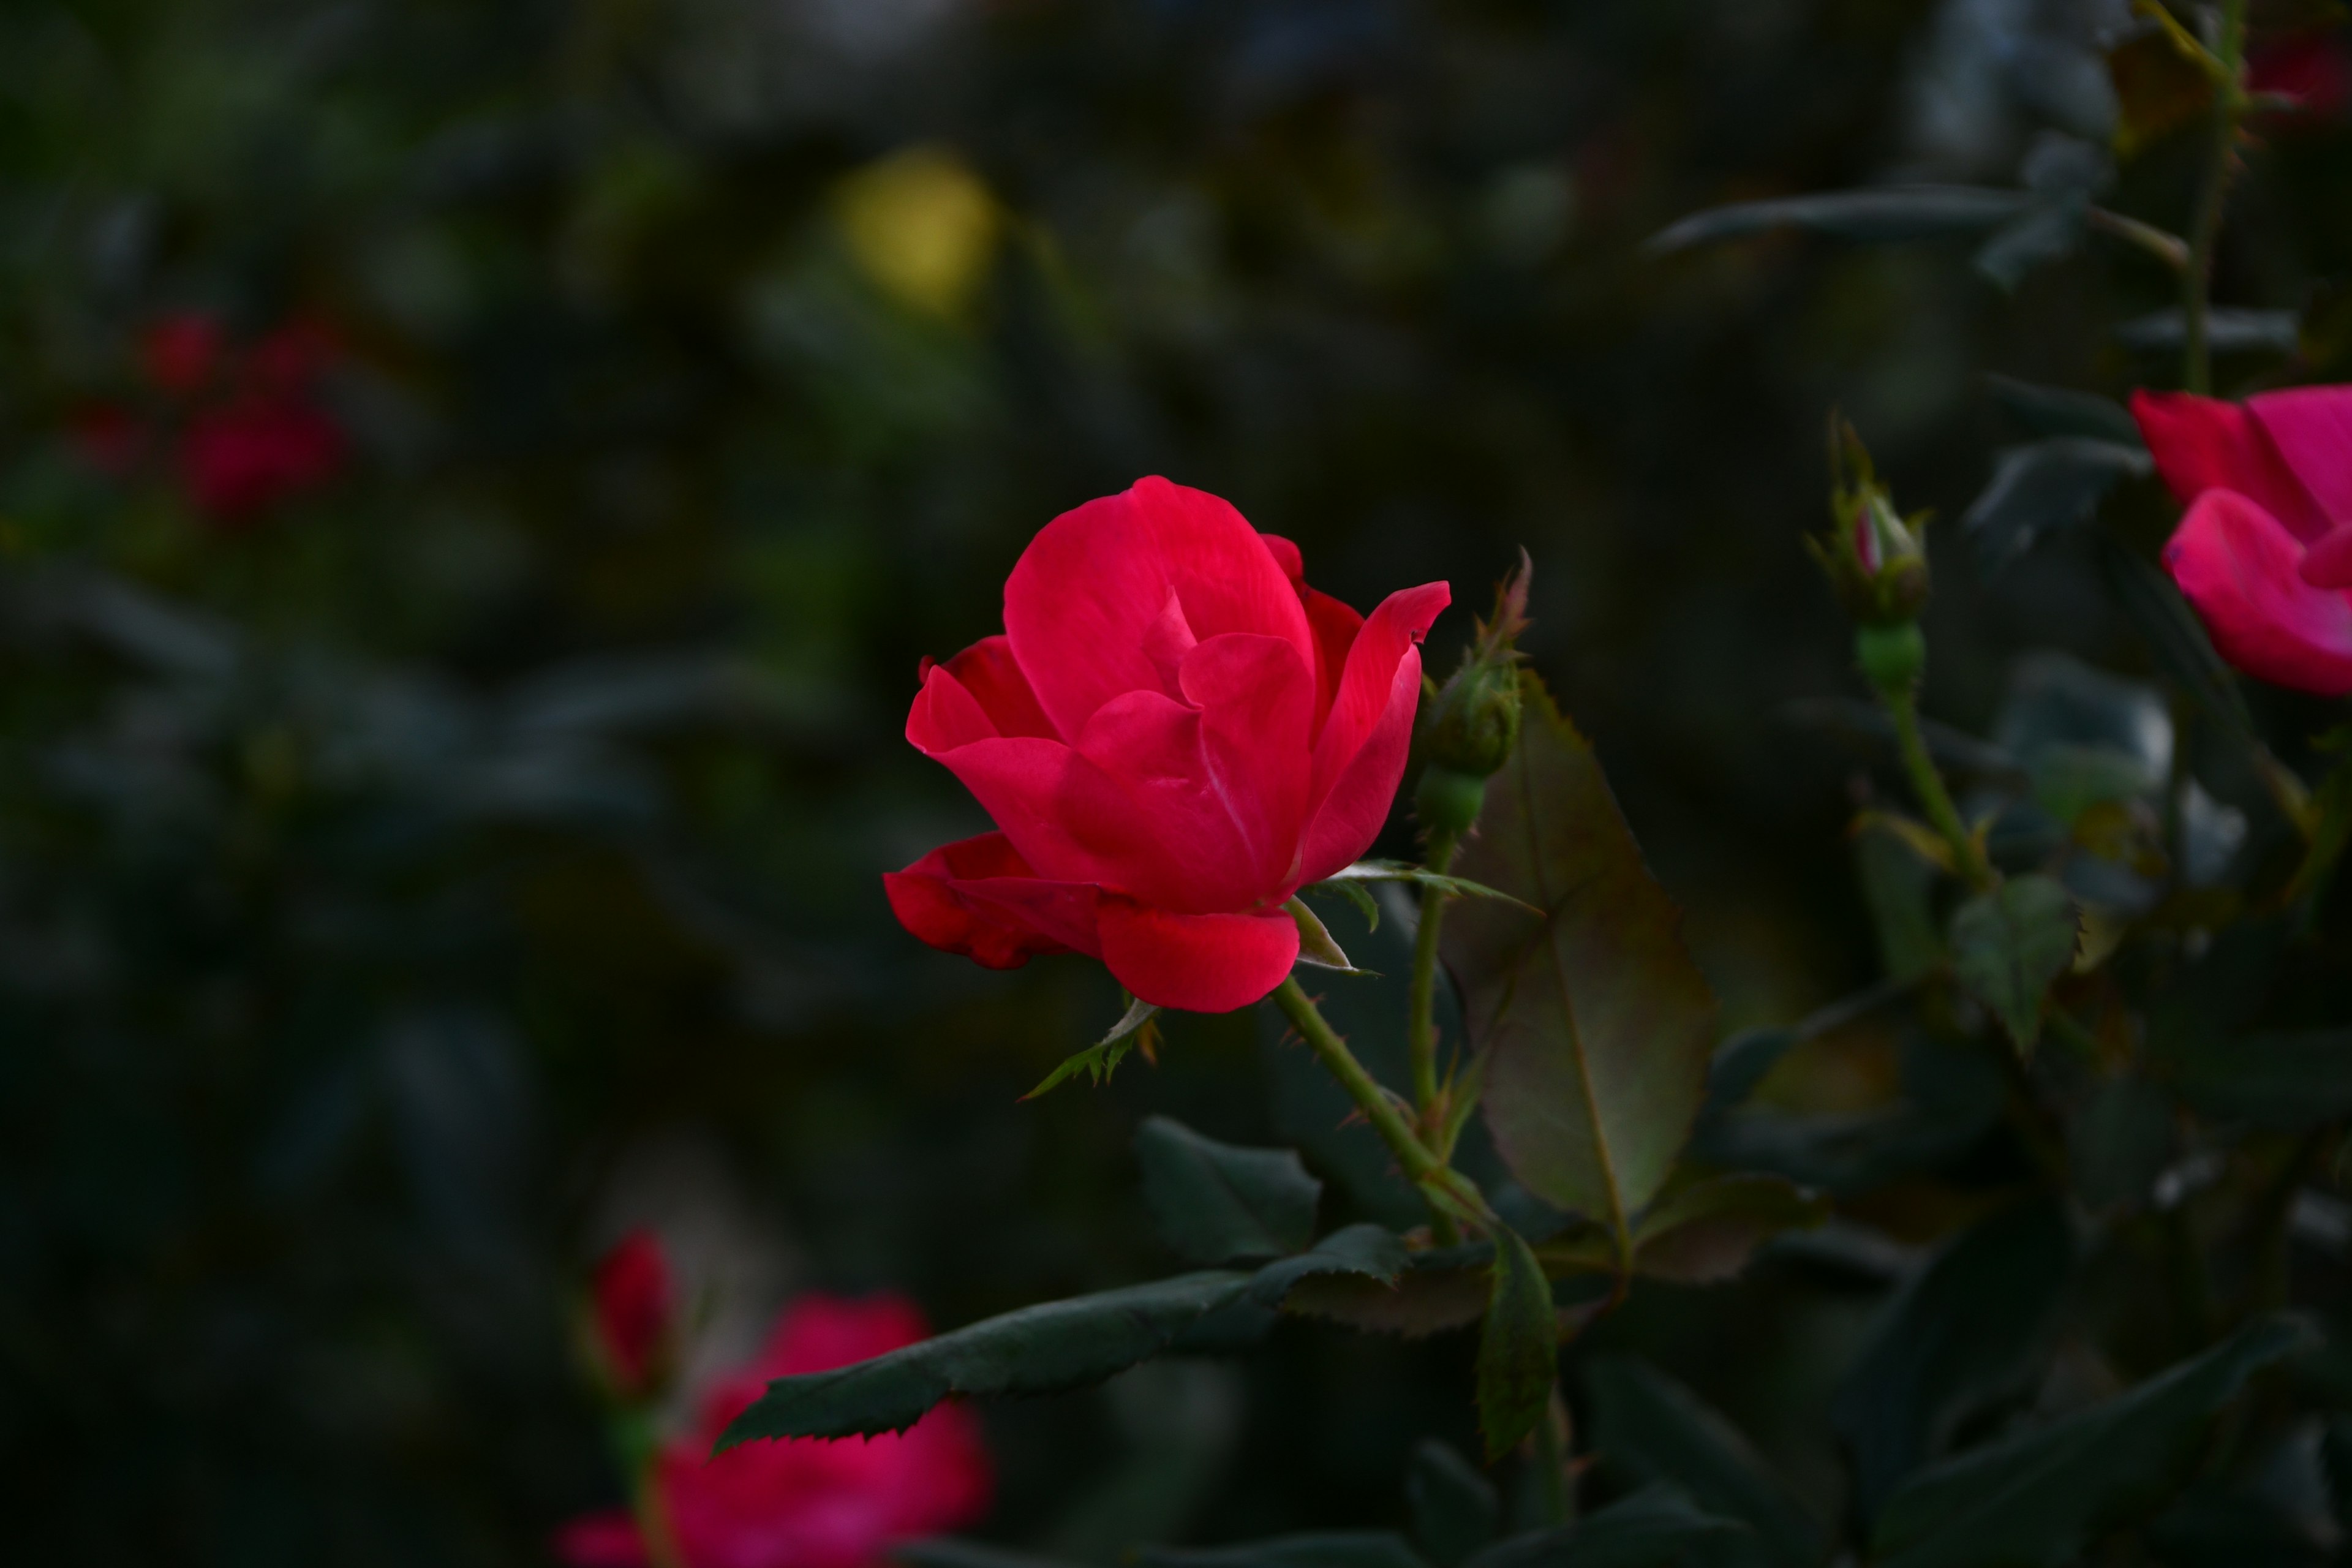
(1460, 1485), (1752, 1568)
(1477, 1225), (1558, 1461)
(1025, 997), (1159, 1100)
(1140, 1534), (1428, 1568)
(1985, 376), (2143, 445)
(1704, 1028), (1798, 1112)
(1281, 1246), (1493, 1338)
(1135, 1116), (1322, 1265)
(1320, 861), (1539, 912)
(1695, 1035), (2006, 1195)
(1246, 1222), (1410, 1308)
(2155, 1030), (2352, 1129)
(2070, 1075), (2176, 1210)
(895, 1543), (1082, 1568)
(1628, 1174), (1829, 1286)
(2114, 307), (2300, 354)
(1406, 1440), (1499, 1568)
(1831, 1197), (2075, 1525)
(1288, 895), (1366, 973)
(1444, 674), (1717, 1235)
(1973, 202), (2086, 292)
(1583, 1358), (1823, 1568)
(1871, 1315), (2316, 1568)
(1646, 187), (2028, 252)
(1948, 875), (2078, 1054)
(715, 1270), (1250, 1446)
(1961, 438), (2150, 571)
(1316, 876), (1384, 932)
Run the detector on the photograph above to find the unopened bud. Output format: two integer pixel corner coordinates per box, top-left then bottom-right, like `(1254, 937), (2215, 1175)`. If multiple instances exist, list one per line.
(1415, 764), (1489, 840)
(1419, 552), (1531, 786)
(1812, 417), (1932, 626)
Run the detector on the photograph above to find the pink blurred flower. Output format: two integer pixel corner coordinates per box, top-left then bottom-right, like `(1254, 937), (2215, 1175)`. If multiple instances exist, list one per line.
(589, 1231), (677, 1400)
(557, 1293), (992, 1568)
(2132, 386), (2352, 695)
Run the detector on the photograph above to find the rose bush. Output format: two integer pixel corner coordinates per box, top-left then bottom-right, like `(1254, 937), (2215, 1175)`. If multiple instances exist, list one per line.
(2134, 385), (2352, 695)
(884, 476), (1449, 1013)
(559, 1292), (991, 1568)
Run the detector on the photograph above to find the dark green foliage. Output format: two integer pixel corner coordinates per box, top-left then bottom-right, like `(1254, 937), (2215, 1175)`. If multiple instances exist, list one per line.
(1831, 1198), (2076, 1523)
(1581, 1359), (1825, 1568)
(1406, 1441), (1500, 1568)
(1446, 676), (1717, 1236)
(1948, 875), (2078, 1055)
(1141, 1534), (1430, 1568)
(1460, 1487), (1751, 1568)
(1476, 1227), (1559, 1461)
(1870, 1317), (2318, 1568)
(2154, 1031), (2352, 1129)
(1136, 1117), (1322, 1265)
(1962, 439), (2152, 571)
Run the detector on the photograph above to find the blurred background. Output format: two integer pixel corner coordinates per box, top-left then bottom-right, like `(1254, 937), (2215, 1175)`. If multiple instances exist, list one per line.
(2, 0), (2346, 1561)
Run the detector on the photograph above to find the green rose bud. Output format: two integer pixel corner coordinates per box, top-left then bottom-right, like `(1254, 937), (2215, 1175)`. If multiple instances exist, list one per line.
(1811, 416), (1932, 627)
(1415, 763), (1490, 841)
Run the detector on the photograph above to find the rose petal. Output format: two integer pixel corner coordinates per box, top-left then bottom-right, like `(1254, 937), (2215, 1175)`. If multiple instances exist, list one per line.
(940, 635), (1058, 740)
(1298, 643), (1425, 884)
(2132, 390), (2334, 543)
(2250, 385), (2352, 532)
(1072, 690), (1264, 911)
(2165, 489), (2352, 695)
(1309, 579), (1450, 813)
(1005, 477), (1316, 739)
(1302, 587), (1364, 734)
(884, 833), (1101, 969)
(2301, 526), (2352, 590)
(1096, 900), (1301, 1012)
(551, 1512), (647, 1568)
(1180, 632), (1317, 893)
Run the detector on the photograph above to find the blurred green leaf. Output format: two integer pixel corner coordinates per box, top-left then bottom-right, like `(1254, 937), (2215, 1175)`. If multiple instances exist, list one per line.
(1407, 1440), (1499, 1568)
(1872, 1316), (2316, 1568)
(2154, 1030), (2352, 1128)
(1446, 674), (1717, 1234)
(896, 1542), (1084, 1568)
(2070, 1076), (2176, 1210)
(1647, 187), (2027, 251)
(2097, 537), (2257, 744)
(1461, 1485), (1751, 1568)
(1948, 875), (2078, 1054)
(1831, 1197), (2075, 1524)
(1961, 438), (2150, 571)
(1140, 1534), (1429, 1568)
(1628, 1174), (1828, 1285)
(1582, 1357), (1825, 1568)
(1704, 1028), (1799, 1112)
(1477, 1226), (1558, 1461)
(1985, 377), (2143, 445)
(1855, 824), (1944, 984)
(2114, 308), (2301, 353)
(1136, 1116), (1321, 1265)
(1695, 1034), (2005, 1194)
(717, 1271), (1251, 1444)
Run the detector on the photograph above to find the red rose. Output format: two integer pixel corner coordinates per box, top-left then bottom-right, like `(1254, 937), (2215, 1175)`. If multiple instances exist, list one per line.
(139, 314), (225, 396)
(178, 394), (346, 522)
(588, 1231), (676, 1398)
(884, 477), (1449, 1013)
(555, 1294), (992, 1568)
(2132, 386), (2352, 695)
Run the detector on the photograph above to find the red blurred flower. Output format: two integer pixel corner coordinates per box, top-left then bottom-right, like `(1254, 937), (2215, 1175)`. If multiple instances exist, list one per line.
(140, 314), (225, 396)
(2132, 386), (2352, 695)
(589, 1231), (676, 1399)
(2249, 30), (2351, 120)
(178, 394), (347, 522)
(556, 1293), (992, 1568)
(883, 477), (1449, 1013)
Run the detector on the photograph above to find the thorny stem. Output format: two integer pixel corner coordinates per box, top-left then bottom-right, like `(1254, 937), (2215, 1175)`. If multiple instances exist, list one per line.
(1407, 829), (1460, 1118)
(2181, 0), (2250, 395)
(1880, 679), (1996, 892)
(1272, 977), (1494, 1237)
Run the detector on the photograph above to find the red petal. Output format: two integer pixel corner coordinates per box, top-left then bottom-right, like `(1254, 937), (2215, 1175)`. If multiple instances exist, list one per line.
(1298, 641), (1425, 883)
(2165, 490), (2352, 695)
(1302, 587), (1364, 734)
(1004, 477), (1317, 739)
(1309, 580), (1449, 813)
(884, 833), (1102, 968)
(941, 635), (1058, 739)
(2302, 527), (2352, 590)
(2132, 390), (2333, 543)
(551, 1512), (647, 1568)
(1072, 689), (1267, 910)
(1096, 900), (1301, 1012)
(2250, 385), (2352, 533)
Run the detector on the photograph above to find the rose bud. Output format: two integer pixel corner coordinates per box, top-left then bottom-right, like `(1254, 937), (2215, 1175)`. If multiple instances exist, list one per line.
(1811, 417), (1932, 631)
(583, 1229), (676, 1403)
(1415, 555), (1532, 840)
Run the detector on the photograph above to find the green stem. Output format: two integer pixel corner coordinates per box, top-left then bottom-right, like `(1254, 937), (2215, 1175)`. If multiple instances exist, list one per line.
(1272, 977), (1493, 1235)
(2182, 0), (2250, 396)
(2088, 208), (2190, 273)
(1529, 1387), (1572, 1525)
(1407, 830), (1460, 1117)
(1881, 680), (1996, 892)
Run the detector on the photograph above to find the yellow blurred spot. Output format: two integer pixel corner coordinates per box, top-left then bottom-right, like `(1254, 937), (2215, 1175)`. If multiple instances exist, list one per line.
(832, 146), (1000, 319)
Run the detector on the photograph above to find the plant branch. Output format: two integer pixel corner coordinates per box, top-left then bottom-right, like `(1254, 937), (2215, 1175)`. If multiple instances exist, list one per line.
(1272, 976), (1496, 1235)
(2089, 208), (2191, 273)
(1880, 679), (1996, 892)
(2181, 0), (2251, 395)
(1407, 829), (1459, 1117)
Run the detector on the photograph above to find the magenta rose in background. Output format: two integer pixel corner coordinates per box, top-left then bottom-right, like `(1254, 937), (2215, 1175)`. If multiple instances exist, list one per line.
(2133, 385), (2352, 695)
(557, 1293), (991, 1568)
(884, 477), (1450, 1013)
